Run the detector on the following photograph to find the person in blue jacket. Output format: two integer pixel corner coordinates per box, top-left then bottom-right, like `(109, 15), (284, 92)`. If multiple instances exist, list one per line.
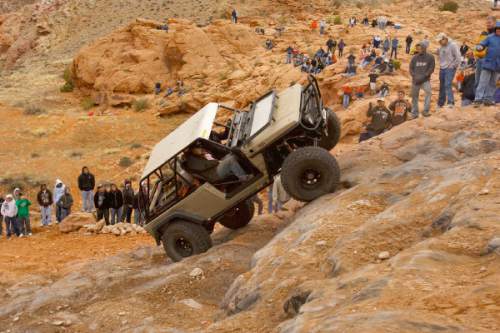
(474, 21), (500, 107)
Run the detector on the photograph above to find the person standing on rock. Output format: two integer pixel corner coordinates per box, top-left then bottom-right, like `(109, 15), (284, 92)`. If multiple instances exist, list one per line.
(326, 37), (335, 53)
(382, 36), (391, 56)
(405, 34), (413, 54)
(16, 193), (32, 237)
(1, 195), (19, 239)
(436, 33), (461, 109)
(108, 184), (123, 225)
(272, 175), (290, 212)
(94, 184), (110, 225)
(286, 45), (294, 64)
(133, 190), (142, 225)
(319, 19), (326, 35)
(57, 187), (73, 222)
(78, 166), (95, 213)
(409, 42), (435, 118)
(122, 180), (134, 223)
(338, 39), (346, 58)
(474, 22), (500, 107)
(231, 9), (238, 24)
(37, 184), (53, 226)
(53, 179), (66, 223)
(391, 37), (399, 59)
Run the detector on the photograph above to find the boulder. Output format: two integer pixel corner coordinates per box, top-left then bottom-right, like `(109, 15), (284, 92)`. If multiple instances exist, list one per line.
(58, 213), (95, 233)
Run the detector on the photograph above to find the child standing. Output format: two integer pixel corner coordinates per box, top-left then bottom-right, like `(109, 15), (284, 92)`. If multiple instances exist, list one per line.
(16, 193), (32, 236)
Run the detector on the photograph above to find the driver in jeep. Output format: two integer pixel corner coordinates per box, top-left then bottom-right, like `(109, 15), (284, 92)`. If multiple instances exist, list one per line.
(183, 146), (252, 184)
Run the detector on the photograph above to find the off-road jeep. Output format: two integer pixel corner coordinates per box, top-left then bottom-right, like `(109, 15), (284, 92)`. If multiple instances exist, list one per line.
(140, 76), (341, 261)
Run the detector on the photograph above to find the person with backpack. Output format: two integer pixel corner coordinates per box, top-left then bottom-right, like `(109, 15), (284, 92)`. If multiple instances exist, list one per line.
(460, 67), (476, 107)
(78, 166), (95, 213)
(37, 184), (53, 226)
(53, 179), (66, 223)
(56, 187), (73, 221)
(94, 184), (110, 225)
(409, 42), (436, 118)
(1, 195), (19, 239)
(474, 22), (500, 107)
(108, 184), (123, 225)
(122, 180), (134, 223)
(16, 193), (32, 236)
(405, 35), (413, 54)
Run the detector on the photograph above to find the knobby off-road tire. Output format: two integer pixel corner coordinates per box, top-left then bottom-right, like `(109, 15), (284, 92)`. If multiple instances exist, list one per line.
(162, 221), (212, 262)
(319, 108), (341, 151)
(218, 199), (255, 230)
(281, 146), (340, 202)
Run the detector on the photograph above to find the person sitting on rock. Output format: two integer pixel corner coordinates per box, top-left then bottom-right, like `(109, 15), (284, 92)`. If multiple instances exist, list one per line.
(459, 66), (476, 107)
(378, 81), (390, 97)
(165, 87), (174, 97)
(359, 98), (392, 142)
(265, 39), (274, 50)
(388, 90), (412, 126)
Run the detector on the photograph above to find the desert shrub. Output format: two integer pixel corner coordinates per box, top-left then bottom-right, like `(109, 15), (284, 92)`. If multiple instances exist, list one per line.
(69, 151), (83, 158)
(133, 98), (149, 112)
(60, 82), (74, 93)
(119, 157), (134, 168)
(440, 1), (458, 13)
(391, 59), (402, 70)
(81, 97), (95, 110)
(333, 16), (342, 25)
(24, 105), (47, 116)
(332, 0), (342, 8)
(130, 142), (142, 149)
(356, 2), (363, 9)
(60, 67), (75, 92)
(31, 153), (40, 158)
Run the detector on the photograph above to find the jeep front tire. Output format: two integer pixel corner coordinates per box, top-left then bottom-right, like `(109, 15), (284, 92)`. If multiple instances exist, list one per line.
(218, 199), (255, 230)
(162, 221), (212, 262)
(281, 146), (340, 202)
(319, 108), (341, 151)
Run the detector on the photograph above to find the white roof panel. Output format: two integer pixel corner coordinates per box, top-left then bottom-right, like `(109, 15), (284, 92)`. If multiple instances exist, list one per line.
(141, 103), (218, 179)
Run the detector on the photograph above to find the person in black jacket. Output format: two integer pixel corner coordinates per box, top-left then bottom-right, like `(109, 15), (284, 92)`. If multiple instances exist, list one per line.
(122, 180), (134, 223)
(460, 68), (476, 107)
(94, 184), (110, 225)
(78, 167), (96, 213)
(108, 184), (123, 225)
(409, 42), (435, 118)
(405, 35), (413, 54)
(37, 184), (53, 226)
(133, 191), (142, 225)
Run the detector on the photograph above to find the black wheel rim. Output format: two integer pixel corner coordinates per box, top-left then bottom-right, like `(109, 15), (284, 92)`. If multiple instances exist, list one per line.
(175, 237), (194, 257)
(301, 169), (322, 188)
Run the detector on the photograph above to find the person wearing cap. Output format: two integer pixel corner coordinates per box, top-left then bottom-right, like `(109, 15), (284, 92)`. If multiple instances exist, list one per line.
(436, 33), (461, 109)
(1, 195), (19, 239)
(409, 42), (435, 118)
(359, 98), (392, 142)
(474, 21), (500, 107)
(94, 184), (110, 225)
(37, 184), (53, 226)
(78, 167), (95, 213)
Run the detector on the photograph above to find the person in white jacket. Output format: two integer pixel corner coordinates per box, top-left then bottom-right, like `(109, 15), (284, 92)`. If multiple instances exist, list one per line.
(1, 195), (19, 239)
(53, 179), (66, 223)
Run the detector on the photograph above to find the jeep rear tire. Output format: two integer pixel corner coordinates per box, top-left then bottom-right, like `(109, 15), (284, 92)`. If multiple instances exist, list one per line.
(281, 147), (340, 202)
(319, 108), (341, 151)
(162, 221), (212, 262)
(218, 199), (255, 230)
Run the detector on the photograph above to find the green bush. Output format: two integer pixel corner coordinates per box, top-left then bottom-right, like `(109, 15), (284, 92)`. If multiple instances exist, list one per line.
(333, 16), (342, 25)
(81, 97), (95, 110)
(356, 2), (363, 9)
(391, 59), (402, 70)
(133, 98), (149, 112)
(119, 157), (134, 168)
(24, 105), (47, 116)
(60, 82), (74, 93)
(440, 1), (458, 13)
